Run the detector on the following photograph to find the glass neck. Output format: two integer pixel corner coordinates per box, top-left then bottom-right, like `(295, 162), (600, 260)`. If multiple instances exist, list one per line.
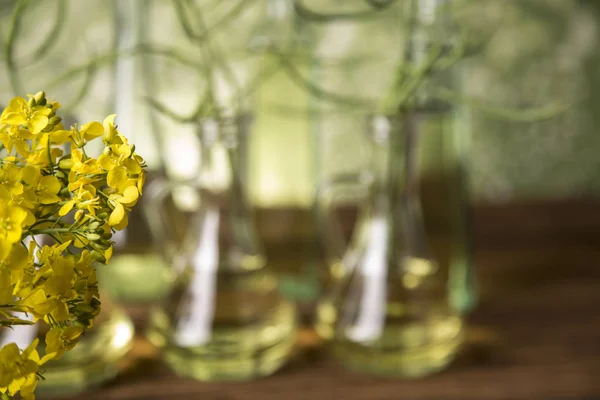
(197, 116), (250, 205)
(403, 0), (458, 107)
(368, 114), (419, 211)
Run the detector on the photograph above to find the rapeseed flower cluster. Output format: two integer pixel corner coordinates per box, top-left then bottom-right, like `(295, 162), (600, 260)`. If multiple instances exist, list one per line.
(0, 92), (145, 400)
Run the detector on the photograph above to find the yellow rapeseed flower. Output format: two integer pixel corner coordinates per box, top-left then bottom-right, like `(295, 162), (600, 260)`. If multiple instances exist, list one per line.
(44, 326), (83, 359)
(0, 96), (51, 135)
(21, 166), (61, 205)
(0, 338), (48, 400)
(0, 201), (27, 244)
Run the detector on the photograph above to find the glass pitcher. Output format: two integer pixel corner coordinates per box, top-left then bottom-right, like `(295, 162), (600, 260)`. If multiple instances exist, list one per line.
(144, 114), (298, 382)
(315, 113), (464, 377)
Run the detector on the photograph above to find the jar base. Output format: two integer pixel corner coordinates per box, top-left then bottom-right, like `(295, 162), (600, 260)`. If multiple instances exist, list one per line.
(147, 300), (298, 382)
(327, 316), (464, 378)
(160, 332), (296, 381)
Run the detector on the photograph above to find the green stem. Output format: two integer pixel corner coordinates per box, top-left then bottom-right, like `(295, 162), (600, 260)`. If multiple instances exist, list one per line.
(17, 0), (67, 68)
(62, 58), (96, 114)
(28, 217), (59, 229)
(394, 44), (444, 109)
(147, 53), (280, 122)
(294, 0), (395, 22)
(435, 86), (575, 122)
(193, 0), (258, 43)
(173, 0), (217, 110)
(4, 0), (29, 95)
(44, 44), (210, 91)
(24, 227), (88, 240)
(186, 0), (243, 111)
(273, 49), (372, 108)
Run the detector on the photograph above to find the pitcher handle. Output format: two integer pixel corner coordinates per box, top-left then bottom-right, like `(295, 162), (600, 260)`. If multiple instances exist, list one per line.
(315, 171), (373, 269)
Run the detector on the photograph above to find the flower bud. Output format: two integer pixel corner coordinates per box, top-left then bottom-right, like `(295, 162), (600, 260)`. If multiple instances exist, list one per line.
(76, 303), (94, 313)
(59, 158), (73, 169)
(97, 212), (108, 219)
(75, 210), (85, 222)
(90, 298), (101, 308)
(73, 281), (86, 294)
(86, 233), (101, 241)
(48, 116), (62, 126)
(91, 250), (106, 263)
(27, 98), (35, 108)
(33, 91), (46, 104)
(88, 221), (101, 231)
(90, 241), (108, 252)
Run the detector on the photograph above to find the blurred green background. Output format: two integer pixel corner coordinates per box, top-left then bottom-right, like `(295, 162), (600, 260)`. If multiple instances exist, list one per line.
(0, 0), (598, 203)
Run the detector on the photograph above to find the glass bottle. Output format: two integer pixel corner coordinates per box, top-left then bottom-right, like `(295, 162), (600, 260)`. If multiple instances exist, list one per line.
(247, 0), (323, 307)
(145, 114), (298, 381)
(315, 114), (464, 377)
(309, 0), (476, 314)
(406, 0), (477, 313)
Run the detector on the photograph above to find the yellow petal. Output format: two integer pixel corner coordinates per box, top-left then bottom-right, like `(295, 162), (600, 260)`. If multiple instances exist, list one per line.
(113, 210), (129, 231)
(105, 246), (113, 263)
(58, 200), (75, 216)
(0, 186), (10, 201)
(20, 165), (41, 186)
(103, 114), (117, 142)
(2, 112), (26, 125)
(40, 175), (62, 194)
(7, 244), (28, 270)
(5, 227), (22, 243)
(18, 288), (47, 314)
(107, 166), (127, 189)
(51, 301), (69, 321)
(117, 185), (139, 206)
(11, 206), (28, 224)
(103, 114), (116, 128)
(115, 144), (132, 158)
(71, 148), (84, 166)
(81, 121), (104, 140)
(29, 115), (49, 134)
(0, 133), (14, 153)
(0, 270), (13, 304)
(39, 193), (61, 205)
(123, 157), (142, 174)
(108, 201), (125, 226)
(50, 129), (72, 144)
(0, 240), (11, 262)
(23, 210), (35, 227)
(39, 352), (57, 365)
(32, 105), (52, 116)
(7, 96), (27, 111)
(14, 139), (30, 157)
(98, 154), (116, 171)
(137, 172), (146, 194)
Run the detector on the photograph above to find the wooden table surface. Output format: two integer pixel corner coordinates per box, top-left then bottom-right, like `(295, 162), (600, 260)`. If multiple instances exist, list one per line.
(63, 200), (600, 400)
